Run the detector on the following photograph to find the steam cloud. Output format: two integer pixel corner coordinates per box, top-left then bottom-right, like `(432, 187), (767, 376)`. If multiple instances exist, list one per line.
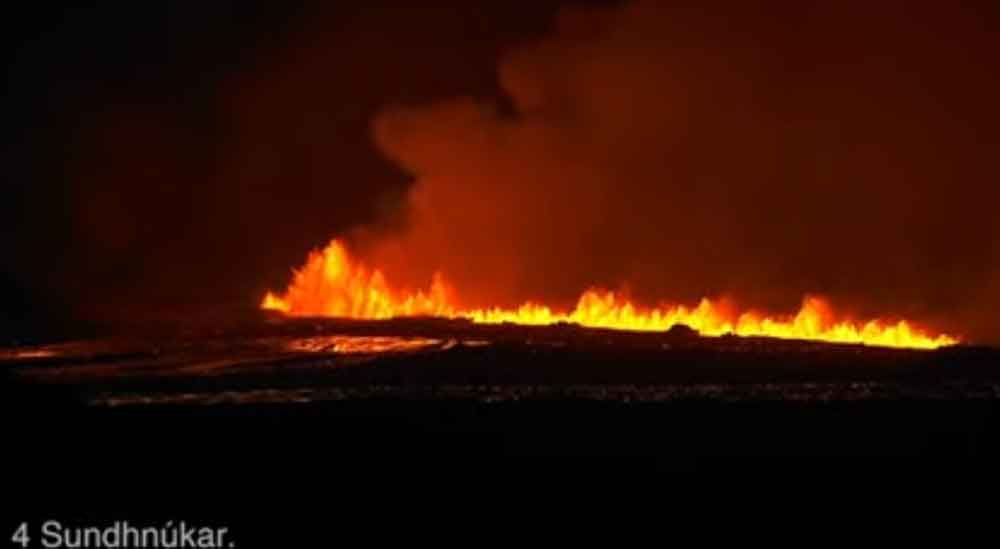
(361, 2), (1000, 342)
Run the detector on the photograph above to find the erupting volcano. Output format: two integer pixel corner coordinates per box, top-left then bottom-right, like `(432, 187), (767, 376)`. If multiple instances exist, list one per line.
(262, 240), (958, 350)
(246, 1), (995, 353)
(7, 0), (1000, 466)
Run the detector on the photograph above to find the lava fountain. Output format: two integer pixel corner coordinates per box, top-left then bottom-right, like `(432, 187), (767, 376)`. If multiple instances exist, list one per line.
(262, 240), (959, 350)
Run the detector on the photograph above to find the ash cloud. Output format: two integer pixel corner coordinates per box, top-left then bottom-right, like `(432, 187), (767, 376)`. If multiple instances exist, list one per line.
(365, 1), (1000, 342)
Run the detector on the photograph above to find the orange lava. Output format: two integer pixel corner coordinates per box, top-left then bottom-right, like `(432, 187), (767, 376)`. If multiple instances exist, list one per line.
(262, 240), (959, 350)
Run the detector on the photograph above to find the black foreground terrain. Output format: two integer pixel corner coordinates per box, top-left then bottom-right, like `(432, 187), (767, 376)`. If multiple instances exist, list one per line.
(3, 314), (998, 458)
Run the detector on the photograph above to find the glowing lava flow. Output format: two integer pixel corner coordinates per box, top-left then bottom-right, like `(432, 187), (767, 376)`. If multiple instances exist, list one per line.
(262, 240), (959, 350)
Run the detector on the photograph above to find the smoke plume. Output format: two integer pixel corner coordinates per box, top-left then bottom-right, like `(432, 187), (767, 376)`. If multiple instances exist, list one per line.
(361, 1), (1000, 342)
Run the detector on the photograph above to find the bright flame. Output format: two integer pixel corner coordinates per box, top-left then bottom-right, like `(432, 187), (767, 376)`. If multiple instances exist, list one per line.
(262, 240), (959, 350)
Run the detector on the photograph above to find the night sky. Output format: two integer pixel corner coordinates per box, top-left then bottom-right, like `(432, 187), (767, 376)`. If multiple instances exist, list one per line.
(4, 1), (999, 343)
(4, 1), (579, 339)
